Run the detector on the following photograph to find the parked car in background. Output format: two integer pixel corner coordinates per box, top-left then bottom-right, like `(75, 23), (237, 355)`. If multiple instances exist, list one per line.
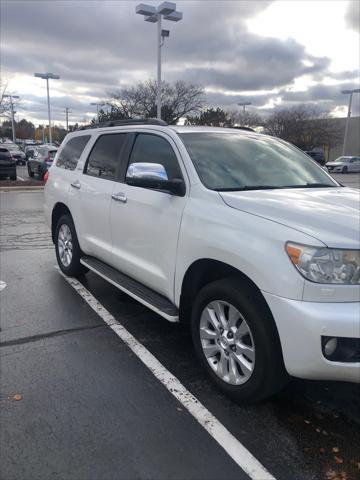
(0, 147), (17, 180)
(25, 145), (37, 160)
(304, 150), (326, 166)
(326, 156), (360, 174)
(44, 120), (360, 403)
(28, 145), (58, 179)
(4, 143), (27, 165)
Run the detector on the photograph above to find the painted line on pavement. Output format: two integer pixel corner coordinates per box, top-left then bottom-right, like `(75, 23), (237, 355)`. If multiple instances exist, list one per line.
(60, 270), (276, 480)
(17, 176), (25, 181)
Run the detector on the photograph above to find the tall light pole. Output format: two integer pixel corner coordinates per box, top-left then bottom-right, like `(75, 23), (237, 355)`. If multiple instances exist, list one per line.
(90, 102), (106, 123)
(34, 72), (60, 144)
(3, 94), (20, 143)
(341, 89), (360, 156)
(238, 102), (252, 114)
(136, 2), (183, 120)
(64, 107), (71, 132)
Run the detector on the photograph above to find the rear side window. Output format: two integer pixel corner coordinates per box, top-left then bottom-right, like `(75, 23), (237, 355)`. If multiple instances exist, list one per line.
(56, 135), (90, 170)
(85, 134), (127, 180)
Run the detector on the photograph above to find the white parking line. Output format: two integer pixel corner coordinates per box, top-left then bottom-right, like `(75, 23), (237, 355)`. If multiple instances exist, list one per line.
(60, 271), (276, 480)
(17, 176), (25, 181)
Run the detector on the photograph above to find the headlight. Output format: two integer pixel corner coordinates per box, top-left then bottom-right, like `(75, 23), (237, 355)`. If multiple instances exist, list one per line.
(286, 243), (360, 284)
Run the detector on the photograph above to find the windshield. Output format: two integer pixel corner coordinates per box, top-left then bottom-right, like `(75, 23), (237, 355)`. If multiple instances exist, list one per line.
(334, 157), (349, 163)
(180, 132), (338, 191)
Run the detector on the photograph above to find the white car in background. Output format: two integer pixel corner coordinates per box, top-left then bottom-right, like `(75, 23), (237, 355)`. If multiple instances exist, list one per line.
(326, 156), (360, 174)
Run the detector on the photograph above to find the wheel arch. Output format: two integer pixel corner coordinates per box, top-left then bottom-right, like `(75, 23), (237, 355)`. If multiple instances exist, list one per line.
(179, 257), (285, 371)
(51, 202), (72, 243)
(179, 258), (277, 328)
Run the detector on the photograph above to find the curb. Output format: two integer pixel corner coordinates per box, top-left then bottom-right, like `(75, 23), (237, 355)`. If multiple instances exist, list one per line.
(0, 186), (44, 192)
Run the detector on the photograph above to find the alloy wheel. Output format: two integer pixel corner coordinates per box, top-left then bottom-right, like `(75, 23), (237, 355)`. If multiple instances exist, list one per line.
(58, 224), (73, 267)
(199, 300), (255, 385)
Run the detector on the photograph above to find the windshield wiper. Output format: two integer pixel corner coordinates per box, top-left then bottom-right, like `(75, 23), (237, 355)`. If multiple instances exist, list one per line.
(284, 183), (337, 189)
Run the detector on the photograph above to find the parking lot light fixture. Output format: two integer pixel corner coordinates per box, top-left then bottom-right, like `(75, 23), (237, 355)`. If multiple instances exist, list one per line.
(136, 2), (183, 120)
(341, 89), (360, 155)
(34, 72), (60, 144)
(238, 102), (252, 114)
(3, 94), (20, 143)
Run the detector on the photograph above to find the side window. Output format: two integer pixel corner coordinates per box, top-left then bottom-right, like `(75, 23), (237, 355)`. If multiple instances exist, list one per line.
(57, 136), (90, 170)
(85, 134), (127, 180)
(128, 134), (182, 181)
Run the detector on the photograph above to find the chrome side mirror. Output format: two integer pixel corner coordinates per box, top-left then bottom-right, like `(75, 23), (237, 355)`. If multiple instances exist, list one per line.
(126, 162), (168, 181)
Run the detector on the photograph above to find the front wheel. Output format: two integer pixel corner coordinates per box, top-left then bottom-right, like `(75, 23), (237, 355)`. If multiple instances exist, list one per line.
(28, 166), (34, 178)
(191, 278), (287, 403)
(55, 214), (88, 277)
(342, 166), (348, 174)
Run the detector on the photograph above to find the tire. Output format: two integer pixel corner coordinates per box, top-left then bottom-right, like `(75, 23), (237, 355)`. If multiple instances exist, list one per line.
(342, 166), (348, 174)
(55, 214), (88, 277)
(191, 278), (287, 403)
(28, 166), (34, 178)
(10, 174), (17, 181)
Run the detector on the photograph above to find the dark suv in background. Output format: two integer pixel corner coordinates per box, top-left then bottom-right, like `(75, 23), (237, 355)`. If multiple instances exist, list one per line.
(304, 150), (326, 166)
(0, 147), (17, 180)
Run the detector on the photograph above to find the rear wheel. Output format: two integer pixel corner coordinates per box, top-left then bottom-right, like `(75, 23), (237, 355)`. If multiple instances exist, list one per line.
(191, 278), (287, 403)
(55, 214), (87, 277)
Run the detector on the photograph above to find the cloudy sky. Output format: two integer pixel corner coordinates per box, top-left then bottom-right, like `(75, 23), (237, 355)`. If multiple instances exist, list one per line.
(1, 0), (359, 126)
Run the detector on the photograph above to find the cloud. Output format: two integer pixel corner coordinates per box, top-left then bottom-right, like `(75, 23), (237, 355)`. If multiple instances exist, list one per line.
(0, 0), (358, 123)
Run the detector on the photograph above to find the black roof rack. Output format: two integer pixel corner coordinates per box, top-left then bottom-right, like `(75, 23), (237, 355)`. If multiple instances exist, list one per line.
(79, 118), (167, 130)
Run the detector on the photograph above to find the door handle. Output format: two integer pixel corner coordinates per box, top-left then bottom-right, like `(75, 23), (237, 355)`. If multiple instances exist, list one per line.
(71, 180), (81, 190)
(111, 192), (127, 203)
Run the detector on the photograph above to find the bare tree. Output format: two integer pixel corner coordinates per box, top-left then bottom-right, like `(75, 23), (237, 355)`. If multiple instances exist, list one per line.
(0, 79), (10, 117)
(264, 104), (343, 151)
(186, 107), (234, 127)
(106, 80), (204, 124)
(227, 109), (264, 128)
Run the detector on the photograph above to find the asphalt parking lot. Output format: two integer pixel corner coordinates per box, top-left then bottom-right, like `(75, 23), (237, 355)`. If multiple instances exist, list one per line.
(0, 175), (359, 480)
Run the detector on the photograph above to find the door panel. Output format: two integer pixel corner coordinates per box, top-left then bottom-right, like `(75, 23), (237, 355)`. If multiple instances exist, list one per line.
(110, 132), (188, 301)
(68, 132), (128, 265)
(111, 185), (186, 300)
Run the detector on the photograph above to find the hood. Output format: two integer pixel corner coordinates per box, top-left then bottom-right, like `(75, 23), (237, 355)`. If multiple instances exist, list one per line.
(220, 187), (360, 249)
(326, 162), (344, 166)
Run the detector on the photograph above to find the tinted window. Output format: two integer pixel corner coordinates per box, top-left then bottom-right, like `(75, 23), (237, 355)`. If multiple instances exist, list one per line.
(128, 134), (182, 181)
(0, 149), (11, 159)
(85, 134), (126, 180)
(56, 136), (90, 170)
(180, 133), (338, 191)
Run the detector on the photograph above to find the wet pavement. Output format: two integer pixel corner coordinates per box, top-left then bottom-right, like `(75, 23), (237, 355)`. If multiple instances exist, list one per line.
(0, 189), (359, 480)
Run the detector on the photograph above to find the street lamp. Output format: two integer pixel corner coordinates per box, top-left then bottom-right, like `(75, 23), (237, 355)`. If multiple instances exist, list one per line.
(3, 94), (20, 143)
(136, 2), (183, 120)
(34, 72), (60, 144)
(90, 102), (106, 123)
(341, 89), (360, 155)
(238, 102), (252, 114)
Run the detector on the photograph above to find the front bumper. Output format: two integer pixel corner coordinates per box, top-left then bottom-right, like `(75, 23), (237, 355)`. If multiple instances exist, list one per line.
(327, 166), (343, 173)
(263, 291), (360, 383)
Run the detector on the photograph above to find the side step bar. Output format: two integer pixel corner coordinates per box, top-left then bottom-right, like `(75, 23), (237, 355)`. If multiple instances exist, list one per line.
(80, 256), (179, 322)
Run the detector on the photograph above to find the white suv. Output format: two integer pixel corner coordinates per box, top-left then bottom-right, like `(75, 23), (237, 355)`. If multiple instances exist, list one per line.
(44, 119), (360, 402)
